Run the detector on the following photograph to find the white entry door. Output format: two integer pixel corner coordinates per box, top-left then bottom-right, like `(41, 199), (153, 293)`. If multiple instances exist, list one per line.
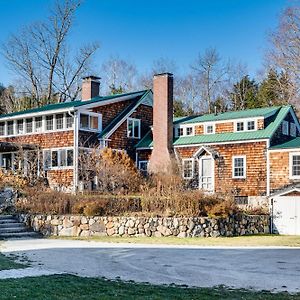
(273, 196), (300, 235)
(199, 157), (214, 192)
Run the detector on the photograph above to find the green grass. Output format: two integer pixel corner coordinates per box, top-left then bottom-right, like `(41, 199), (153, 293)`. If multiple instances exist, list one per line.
(0, 275), (298, 300)
(51, 234), (300, 247)
(0, 253), (27, 270)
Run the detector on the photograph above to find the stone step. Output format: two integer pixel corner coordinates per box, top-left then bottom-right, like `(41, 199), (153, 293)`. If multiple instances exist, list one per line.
(0, 215), (15, 220)
(0, 231), (41, 239)
(0, 219), (20, 224)
(0, 222), (26, 228)
(0, 227), (28, 234)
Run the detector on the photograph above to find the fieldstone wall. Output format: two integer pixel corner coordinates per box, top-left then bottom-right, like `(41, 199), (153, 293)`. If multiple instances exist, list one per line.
(17, 214), (270, 238)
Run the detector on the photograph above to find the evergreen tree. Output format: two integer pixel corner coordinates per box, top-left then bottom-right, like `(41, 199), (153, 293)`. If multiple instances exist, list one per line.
(173, 100), (194, 117)
(230, 76), (259, 110)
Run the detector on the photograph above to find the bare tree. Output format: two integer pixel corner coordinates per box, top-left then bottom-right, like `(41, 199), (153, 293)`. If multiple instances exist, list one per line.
(101, 56), (137, 94)
(268, 5), (300, 104)
(191, 48), (229, 113)
(1, 0), (99, 107)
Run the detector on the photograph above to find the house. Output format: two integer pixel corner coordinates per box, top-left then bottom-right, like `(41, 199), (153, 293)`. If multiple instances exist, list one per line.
(0, 73), (300, 234)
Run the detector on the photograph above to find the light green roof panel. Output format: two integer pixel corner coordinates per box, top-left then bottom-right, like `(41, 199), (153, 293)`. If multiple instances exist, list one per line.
(270, 137), (300, 149)
(180, 106), (281, 124)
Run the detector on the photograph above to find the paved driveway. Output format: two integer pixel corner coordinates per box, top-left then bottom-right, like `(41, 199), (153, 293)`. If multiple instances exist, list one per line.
(1, 239), (300, 293)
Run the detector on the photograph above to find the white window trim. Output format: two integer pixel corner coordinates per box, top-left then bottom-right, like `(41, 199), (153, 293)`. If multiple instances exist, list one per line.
(127, 117), (141, 139)
(43, 147), (74, 170)
(232, 155), (247, 179)
(289, 152), (300, 179)
(174, 125), (195, 137)
(79, 111), (102, 132)
(204, 123), (215, 135)
(234, 120), (257, 132)
(138, 160), (148, 172)
(182, 158), (194, 179)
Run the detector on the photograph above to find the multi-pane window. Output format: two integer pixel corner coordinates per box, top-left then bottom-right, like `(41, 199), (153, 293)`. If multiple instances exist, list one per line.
(80, 114), (89, 129)
(0, 122), (5, 136)
(247, 121), (255, 131)
(236, 122), (244, 132)
(282, 121), (289, 135)
(7, 121), (14, 135)
(56, 114), (64, 130)
(183, 159), (193, 179)
(35, 117), (43, 132)
(138, 161), (148, 175)
(26, 118), (33, 133)
(290, 123), (297, 137)
(80, 113), (100, 131)
(44, 148), (74, 170)
(234, 196), (249, 205)
(46, 116), (54, 131)
(233, 156), (246, 178)
(127, 118), (140, 138)
(177, 128), (183, 136)
(186, 127), (193, 136)
(291, 154), (300, 178)
(205, 124), (214, 134)
(17, 120), (24, 134)
(66, 114), (74, 129)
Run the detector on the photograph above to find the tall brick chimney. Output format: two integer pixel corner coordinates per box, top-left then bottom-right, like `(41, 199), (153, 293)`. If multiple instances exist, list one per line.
(82, 76), (100, 101)
(148, 73), (174, 174)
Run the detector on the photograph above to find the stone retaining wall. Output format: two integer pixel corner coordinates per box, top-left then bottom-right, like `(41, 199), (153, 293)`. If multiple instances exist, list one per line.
(17, 214), (270, 238)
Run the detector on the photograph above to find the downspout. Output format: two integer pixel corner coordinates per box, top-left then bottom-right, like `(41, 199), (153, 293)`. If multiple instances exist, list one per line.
(68, 110), (78, 193)
(266, 139), (270, 197)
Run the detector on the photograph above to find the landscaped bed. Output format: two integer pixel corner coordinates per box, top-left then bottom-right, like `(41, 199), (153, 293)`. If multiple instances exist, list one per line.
(0, 274), (298, 300)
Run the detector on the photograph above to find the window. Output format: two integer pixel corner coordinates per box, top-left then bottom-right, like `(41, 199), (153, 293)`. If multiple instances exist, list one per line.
(138, 161), (148, 175)
(236, 122), (244, 132)
(0, 122), (4, 136)
(46, 116), (53, 131)
(35, 117), (43, 132)
(205, 124), (214, 134)
(247, 121), (255, 131)
(56, 114), (64, 130)
(80, 113), (101, 131)
(186, 127), (193, 136)
(26, 118), (33, 133)
(183, 159), (194, 179)
(177, 128), (183, 136)
(127, 118), (141, 138)
(290, 153), (300, 179)
(290, 123), (297, 137)
(66, 114), (74, 129)
(234, 196), (249, 205)
(44, 148), (74, 170)
(7, 121), (14, 135)
(17, 120), (24, 135)
(282, 120), (289, 135)
(232, 156), (246, 178)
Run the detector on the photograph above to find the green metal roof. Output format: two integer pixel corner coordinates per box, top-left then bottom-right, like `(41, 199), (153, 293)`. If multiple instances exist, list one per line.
(99, 90), (150, 138)
(0, 90), (148, 120)
(136, 105), (292, 148)
(181, 106), (281, 124)
(270, 137), (300, 149)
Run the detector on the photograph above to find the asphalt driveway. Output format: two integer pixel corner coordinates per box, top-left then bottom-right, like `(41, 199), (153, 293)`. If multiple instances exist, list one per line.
(1, 239), (300, 293)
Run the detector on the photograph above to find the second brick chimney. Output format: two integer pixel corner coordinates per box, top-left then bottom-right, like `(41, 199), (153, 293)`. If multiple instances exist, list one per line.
(148, 73), (174, 174)
(82, 76), (100, 101)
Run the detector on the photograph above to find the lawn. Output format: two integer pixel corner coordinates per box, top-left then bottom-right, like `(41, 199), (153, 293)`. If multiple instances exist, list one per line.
(0, 274), (299, 300)
(52, 234), (300, 247)
(0, 252), (27, 270)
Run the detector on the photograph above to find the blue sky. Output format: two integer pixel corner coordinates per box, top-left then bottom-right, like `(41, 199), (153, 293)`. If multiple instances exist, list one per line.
(0, 0), (289, 86)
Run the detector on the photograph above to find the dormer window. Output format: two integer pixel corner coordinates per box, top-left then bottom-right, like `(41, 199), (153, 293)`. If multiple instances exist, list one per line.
(7, 121), (14, 136)
(290, 123), (297, 137)
(236, 122), (244, 132)
(0, 122), (5, 136)
(247, 121), (255, 131)
(205, 124), (215, 134)
(282, 121), (289, 135)
(177, 128), (183, 136)
(186, 127), (193, 136)
(26, 118), (33, 133)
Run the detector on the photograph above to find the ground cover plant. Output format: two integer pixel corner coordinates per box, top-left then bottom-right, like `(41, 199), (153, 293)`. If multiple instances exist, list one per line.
(0, 274), (298, 300)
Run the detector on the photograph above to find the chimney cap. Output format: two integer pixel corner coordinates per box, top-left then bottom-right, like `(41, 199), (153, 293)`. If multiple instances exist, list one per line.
(82, 75), (101, 81)
(153, 72), (173, 78)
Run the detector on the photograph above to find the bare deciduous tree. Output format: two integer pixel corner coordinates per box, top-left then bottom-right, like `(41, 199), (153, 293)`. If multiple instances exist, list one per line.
(1, 0), (99, 107)
(101, 56), (137, 94)
(268, 5), (300, 104)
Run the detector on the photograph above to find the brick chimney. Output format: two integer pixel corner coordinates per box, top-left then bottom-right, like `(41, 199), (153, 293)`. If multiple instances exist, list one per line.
(148, 73), (174, 174)
(82, 76), (100, 101)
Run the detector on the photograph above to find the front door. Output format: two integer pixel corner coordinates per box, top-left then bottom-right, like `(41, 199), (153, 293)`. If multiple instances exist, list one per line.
(199, 157), (214, 192)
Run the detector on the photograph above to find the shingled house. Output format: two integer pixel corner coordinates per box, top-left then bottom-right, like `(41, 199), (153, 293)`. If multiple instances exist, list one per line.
(1, 74), (300, 234)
